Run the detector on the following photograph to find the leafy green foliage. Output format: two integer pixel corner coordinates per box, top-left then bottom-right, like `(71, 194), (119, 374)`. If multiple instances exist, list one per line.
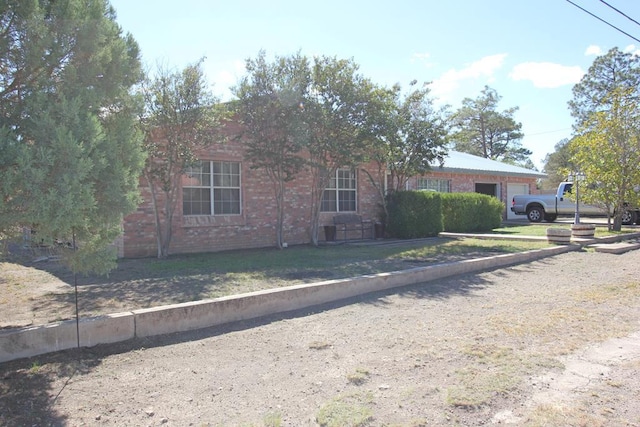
(233, 51), (310, 249)
(441, 193), (503, 232)
(386, 191), (443, 238)
(362, 80), (449, 222)
(305, 56), (380, 245)
(452, 86), (531, 166)
(366, 81), (448, 192)
(386, 191), (502, 238)
(0, 0), (144, 274)
(568, 48), (640, 230)
(141, 59), (223, 257)
(541, 138), (574, 191)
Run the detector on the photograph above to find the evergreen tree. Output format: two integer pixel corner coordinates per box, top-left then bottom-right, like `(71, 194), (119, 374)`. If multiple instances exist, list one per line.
(452, 86), (531, 166)
(0, 0), (144, 274)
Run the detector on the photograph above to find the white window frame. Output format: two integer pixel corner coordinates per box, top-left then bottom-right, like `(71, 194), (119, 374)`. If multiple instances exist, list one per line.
(321, 169), (357, 212)
(417, 178), (451, 193)
(183, 160), (241, 216)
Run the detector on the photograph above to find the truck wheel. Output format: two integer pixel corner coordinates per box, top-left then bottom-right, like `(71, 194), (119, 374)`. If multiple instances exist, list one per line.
(621, 210), (637, 225)
(526, 206), (545, 223)
(544, 214), (557, 222)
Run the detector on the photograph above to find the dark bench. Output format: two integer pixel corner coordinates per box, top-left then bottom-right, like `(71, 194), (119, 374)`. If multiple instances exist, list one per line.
(333, 214), (373, 240)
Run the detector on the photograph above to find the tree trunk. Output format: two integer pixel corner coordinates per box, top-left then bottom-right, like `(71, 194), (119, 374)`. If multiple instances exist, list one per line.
(145, 175), (165, 259)
(308, 167), (334, 246)
(274, 176), (285, 249)
(612, 214), (622, 232)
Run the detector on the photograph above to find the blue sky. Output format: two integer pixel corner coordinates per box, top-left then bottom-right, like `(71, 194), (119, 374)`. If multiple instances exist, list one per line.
(109, 0), (640, 170)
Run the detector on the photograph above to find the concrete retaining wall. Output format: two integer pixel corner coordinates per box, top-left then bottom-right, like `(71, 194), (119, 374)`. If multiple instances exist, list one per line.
(0, 312), (134, 363)
(0, 244), (580, 364)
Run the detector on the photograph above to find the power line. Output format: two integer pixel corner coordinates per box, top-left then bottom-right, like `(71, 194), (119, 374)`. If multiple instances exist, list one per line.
(599, 0), (640, 29)
(564, 0), (640, 44)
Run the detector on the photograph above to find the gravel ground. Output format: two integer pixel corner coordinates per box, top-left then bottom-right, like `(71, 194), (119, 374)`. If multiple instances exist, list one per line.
(1, 249), (640, 426)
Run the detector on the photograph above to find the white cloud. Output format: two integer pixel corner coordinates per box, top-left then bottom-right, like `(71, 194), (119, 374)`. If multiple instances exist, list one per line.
(431, 53), (507, 99)
(585, 45), (603, 56)
(208, 60), (245, 100)
(509, 62), (584, 88)
(623, 44), (640, 56)
(411, 52), (431, 63)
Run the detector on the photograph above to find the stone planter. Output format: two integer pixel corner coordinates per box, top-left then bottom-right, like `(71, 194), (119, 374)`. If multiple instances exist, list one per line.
(571, 223), (596, 238)
(546, 227), (572, 244)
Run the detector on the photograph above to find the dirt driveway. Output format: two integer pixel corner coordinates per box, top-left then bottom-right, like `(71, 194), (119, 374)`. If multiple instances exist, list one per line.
(1, 249), (640, 426)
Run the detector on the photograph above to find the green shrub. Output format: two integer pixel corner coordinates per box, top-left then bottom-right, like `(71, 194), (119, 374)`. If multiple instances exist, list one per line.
(441, 192), (503, 232)
(386, 191), (503, 237)
(386, 191), (443, 238)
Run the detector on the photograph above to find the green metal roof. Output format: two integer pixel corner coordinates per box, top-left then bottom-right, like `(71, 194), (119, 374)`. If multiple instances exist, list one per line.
(436, 150), (547, 178)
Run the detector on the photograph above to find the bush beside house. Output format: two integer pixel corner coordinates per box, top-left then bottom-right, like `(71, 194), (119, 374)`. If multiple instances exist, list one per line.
(386, 191), (444, 239)
(386, 191), (503, 238)
(441, 192), (504, 233)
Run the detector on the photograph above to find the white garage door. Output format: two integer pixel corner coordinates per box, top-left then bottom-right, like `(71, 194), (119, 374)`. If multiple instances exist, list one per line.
(507, 184), (529, 220)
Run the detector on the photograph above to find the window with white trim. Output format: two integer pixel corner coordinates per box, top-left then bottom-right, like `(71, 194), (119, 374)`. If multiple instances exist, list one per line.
(417, 178), (450, 193)
(182, 161), (241, 215)
(321, 169), (357, 212)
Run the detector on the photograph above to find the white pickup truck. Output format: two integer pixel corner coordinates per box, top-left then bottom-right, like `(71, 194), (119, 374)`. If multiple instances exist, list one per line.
(510, 182), (639, 225)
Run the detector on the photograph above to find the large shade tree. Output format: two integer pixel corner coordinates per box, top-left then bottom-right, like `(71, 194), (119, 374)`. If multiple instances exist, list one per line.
(452, 86), (531, 165)
(362, 80), (448, 221)
(568, 48), (640, 230)
(140, 59), (223, 258)
(0, 0), (144, 274)
(233, 51), (310, 249)
(305, 56), (378, 245)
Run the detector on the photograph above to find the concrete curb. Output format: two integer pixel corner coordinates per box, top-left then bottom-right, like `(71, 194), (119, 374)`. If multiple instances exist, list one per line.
(0, 312), (134, 363)
(439, 230), (640, 245)
(0, 244), (583, 364)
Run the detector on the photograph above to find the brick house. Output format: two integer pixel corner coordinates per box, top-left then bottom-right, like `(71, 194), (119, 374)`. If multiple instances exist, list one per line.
(119, 136), (544, 258)
(406, 150), (546, 221)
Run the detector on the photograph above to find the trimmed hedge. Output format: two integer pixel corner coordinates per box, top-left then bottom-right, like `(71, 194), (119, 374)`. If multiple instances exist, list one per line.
(386, 191), (504, 238)
(441, 192), (504, 232)
(386, 191), (443, 239)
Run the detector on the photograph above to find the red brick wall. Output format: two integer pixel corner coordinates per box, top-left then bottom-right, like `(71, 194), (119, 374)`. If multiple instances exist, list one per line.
(122, 122), (540, 257)
(122, 137), (382, 258)
(406, 171), (538, 219)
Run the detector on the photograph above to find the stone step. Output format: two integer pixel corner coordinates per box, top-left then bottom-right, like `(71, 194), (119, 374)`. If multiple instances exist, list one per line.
(590, 241), (640, 254)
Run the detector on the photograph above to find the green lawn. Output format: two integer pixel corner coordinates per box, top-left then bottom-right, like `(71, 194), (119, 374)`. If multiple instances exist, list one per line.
(136, 237), (551, 282)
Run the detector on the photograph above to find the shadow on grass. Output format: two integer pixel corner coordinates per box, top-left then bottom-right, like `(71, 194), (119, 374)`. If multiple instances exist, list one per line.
(4, 239), (552, 326)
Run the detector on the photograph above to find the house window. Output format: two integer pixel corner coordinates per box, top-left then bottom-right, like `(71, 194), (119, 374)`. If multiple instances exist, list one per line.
(183, 161), (241, 215)
(417, 178), (450, 193)
(321, 169), (356, 212)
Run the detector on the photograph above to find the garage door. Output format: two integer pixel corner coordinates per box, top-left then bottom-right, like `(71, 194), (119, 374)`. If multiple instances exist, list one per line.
(507, 184), (529, 220)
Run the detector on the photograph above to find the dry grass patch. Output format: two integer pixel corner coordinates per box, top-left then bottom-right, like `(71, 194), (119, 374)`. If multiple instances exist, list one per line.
(446, 345), (558, 408)
(526, 403), (608, 427)
(316, 392), (374, 427)
(485, 280), (640, 355)
(346, 368), (370, 385)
